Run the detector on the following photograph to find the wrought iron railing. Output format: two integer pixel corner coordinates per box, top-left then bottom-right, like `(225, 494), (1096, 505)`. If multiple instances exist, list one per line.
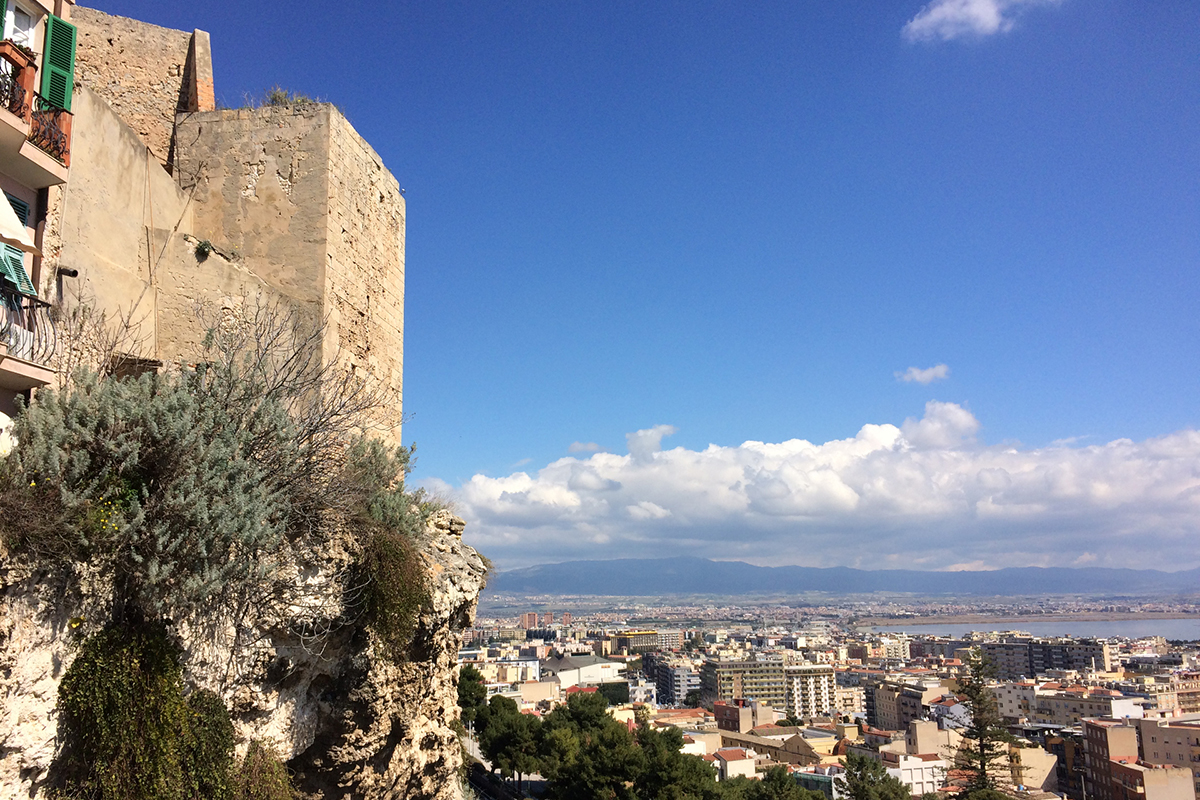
(29, 93), (70, 164)
(0, 63), (26, 119)
(0, 284), (56, 365)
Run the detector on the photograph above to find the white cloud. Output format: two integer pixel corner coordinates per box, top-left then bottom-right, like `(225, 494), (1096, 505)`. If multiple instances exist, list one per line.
(900, 400), (979, 448)
(440, 403), (1200, 571)
(626, 424), (677, 462)
(568, 441), (606, 454)
(902, 0), (1060, 43)
(896, 364), (950, 384)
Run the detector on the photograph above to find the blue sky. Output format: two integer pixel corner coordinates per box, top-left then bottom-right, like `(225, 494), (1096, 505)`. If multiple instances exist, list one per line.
(99, 0), (1200, 571)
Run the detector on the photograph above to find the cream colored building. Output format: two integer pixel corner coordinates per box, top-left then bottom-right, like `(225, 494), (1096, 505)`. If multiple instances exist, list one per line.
(1137, 715), (1200, 798)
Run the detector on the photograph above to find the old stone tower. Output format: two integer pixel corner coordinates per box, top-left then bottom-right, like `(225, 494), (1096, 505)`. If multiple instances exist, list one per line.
(45, 5), (406, 437)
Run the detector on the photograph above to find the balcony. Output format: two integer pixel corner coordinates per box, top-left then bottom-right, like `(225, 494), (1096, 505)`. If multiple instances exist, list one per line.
(0, 41), (69, 188)
(0, 284), (55, 390)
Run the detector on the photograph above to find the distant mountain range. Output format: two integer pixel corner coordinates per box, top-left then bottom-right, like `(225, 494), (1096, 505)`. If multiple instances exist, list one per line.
(486, 557), (1200, 596)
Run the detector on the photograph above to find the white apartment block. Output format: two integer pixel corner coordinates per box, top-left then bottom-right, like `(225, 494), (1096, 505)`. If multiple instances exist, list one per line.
(786, 664), (837, 718)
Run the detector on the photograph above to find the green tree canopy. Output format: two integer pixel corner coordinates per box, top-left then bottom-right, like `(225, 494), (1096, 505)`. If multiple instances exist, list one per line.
(836, 753), (911, 800)
(457, 664), (488, 729)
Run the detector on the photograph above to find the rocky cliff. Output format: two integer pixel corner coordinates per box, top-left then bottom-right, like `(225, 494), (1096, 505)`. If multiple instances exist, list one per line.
(0, 509), (487, 799)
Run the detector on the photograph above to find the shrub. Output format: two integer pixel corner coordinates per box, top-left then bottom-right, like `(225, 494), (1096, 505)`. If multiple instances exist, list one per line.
(0, 369), (289, 623)
(233, 741), (296, 800)
(54, 625), (233, 800)
(358, 527), (429, 661)
(182, 690), (236, 800)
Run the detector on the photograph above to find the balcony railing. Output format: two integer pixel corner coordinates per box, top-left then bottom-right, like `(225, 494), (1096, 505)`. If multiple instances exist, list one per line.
(0, 63), (27, 119)
(1, 285), (56, 365)
(29, 93), (70, 165)
(0, 42), (72, 168)
(0, 41), (34, 121)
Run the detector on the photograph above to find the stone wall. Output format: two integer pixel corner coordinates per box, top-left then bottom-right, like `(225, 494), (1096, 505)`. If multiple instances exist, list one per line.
(48, 87), (297, 363)
(172, 104), (332, 314)
(174, 103), (407, 439)
(73, 5), (212, 168)
(325, 113), (406, 436)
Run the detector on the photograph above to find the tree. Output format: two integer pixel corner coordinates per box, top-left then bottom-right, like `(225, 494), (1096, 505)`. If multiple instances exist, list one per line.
(684, 689), (703, 708)
(597, 681), (630, 706)
(954, 650), (1016, 793)
(458, 664), (488, 730)
(634, 725), (723, 800)
(482, 704), (541, 795)
(835, 753), (910, 800)
(721, 766), (826, 800)
(538, 692), (644, 800)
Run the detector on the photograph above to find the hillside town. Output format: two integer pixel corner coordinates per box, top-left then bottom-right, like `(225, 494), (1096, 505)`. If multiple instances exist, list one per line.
(460, 605), (1200, 799)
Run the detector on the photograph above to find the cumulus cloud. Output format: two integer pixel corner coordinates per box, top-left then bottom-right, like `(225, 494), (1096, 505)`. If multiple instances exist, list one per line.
(902, 0), (1060, 43)
(440, 403), (1200, 571)
(900, 400), (979, 448)
(568, 441), (606, 454)
(626, 424), (677, 462)
(897, 364), (950, 384)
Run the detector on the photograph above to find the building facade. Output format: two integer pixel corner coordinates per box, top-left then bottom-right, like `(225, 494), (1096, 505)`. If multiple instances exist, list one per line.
(701, 658), (788, 711)
(0, 0), (79, 439)
(786, 664), (837, 719)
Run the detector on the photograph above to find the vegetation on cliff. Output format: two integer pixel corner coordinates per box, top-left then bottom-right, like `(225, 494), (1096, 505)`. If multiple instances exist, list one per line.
(0, 302), (436, 798)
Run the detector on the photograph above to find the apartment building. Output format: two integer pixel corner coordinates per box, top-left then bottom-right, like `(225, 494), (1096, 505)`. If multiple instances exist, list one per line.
(520, 612), (539, 629)
(1103, 758), (1195, 800)
(1137, 715), (1200, 797)
(714, 699), (778, 733)
(982, 638), (1115, 680)
(1084, 718), (1142, 800)
(786, 664), (837, 719)
(1032, 687), (1144, 726)
(701, 658), (788, 711)
(873, 679), (948, 732)
(1174, 673), (1200, 714)
(657, 630), (686, 651)
(880, 637), (911, 661)
(657, 661), (700, 707)
(1084, 718), (1139, 800)
(835, 685), (866, 715)
(881, 750), (946, 797)
(616, 631), (659, 655)
(996, 681), (1037, 720)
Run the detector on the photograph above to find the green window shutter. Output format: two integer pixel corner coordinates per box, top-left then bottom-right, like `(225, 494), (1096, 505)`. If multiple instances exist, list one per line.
(40, 14), (75, 111)
(0, 3), (8, 39)
(3, 194), (36, 296)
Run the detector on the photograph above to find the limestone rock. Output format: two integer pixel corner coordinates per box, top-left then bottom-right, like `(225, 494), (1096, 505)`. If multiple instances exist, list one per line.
(0, 514), (487, 800)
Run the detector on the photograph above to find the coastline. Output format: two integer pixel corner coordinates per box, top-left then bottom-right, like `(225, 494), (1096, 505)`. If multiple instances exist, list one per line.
(860, 611), (1200, 628)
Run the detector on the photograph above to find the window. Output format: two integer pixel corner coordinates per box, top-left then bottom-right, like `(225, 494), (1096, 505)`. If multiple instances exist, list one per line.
(3, 2), (36, 47)
(1, 193), (35, 296)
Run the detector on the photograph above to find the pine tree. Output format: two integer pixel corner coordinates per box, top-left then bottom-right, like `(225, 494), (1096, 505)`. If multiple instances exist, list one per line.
(954, 649), (1017, 794)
